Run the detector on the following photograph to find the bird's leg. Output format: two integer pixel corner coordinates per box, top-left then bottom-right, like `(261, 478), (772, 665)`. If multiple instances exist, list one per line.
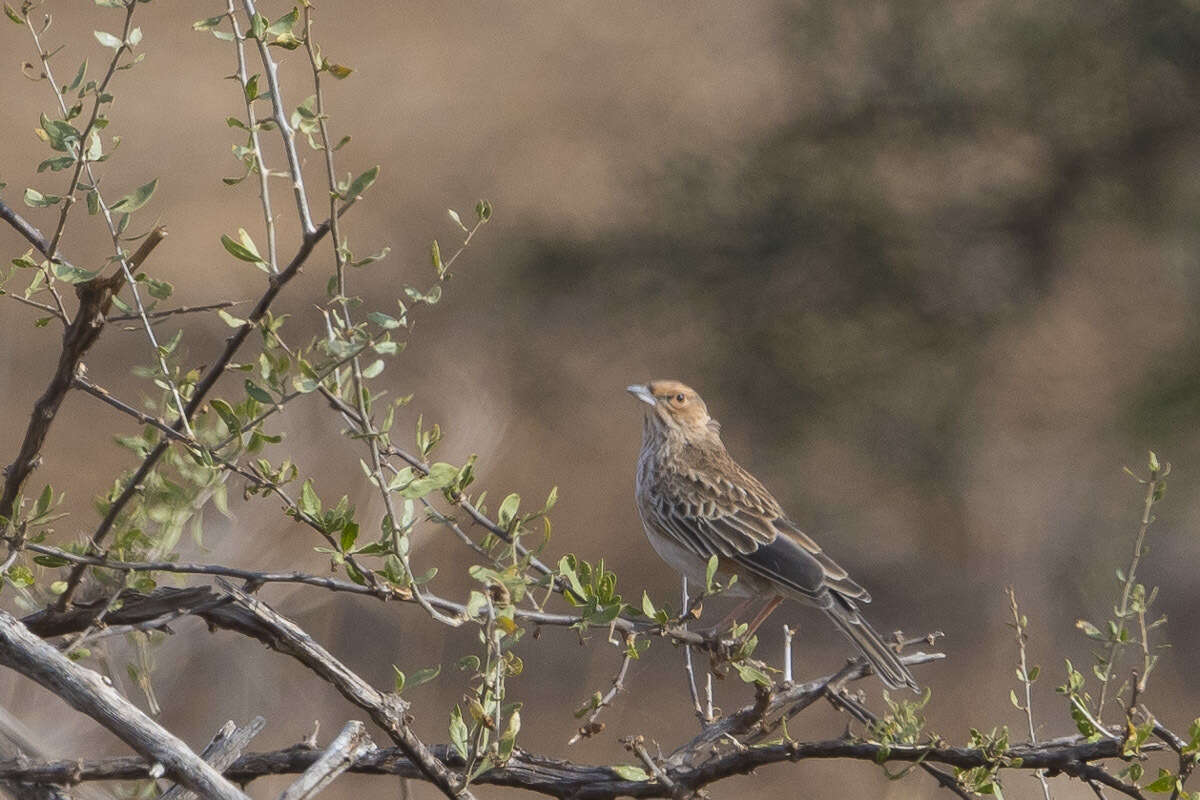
(702, 596), (757, 640)
(744, 595), (783, 636)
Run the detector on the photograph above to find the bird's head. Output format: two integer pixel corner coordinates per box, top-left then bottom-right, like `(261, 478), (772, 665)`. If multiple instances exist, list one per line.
(626, 379), (716, 437)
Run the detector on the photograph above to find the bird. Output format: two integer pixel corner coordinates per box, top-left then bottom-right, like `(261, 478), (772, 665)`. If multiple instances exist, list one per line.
(627, 379), (918, 691)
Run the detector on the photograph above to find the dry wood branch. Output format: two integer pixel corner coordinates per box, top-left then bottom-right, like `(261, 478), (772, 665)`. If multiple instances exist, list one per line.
(0, 611), (248, 800)
(0, 730), (1162, 800)
(277, 720), (374, 800)
(159, 717), (266, 800)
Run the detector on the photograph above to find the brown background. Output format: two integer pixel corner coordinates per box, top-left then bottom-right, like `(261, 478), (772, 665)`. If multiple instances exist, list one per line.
(4, 2), (1200, 798)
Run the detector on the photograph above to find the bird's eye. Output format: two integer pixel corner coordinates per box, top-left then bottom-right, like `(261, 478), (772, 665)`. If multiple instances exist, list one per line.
(674, 393), (686, 404)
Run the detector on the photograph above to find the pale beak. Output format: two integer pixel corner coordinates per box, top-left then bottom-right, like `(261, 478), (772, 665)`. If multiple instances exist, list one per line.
(626, 384), (656, 406)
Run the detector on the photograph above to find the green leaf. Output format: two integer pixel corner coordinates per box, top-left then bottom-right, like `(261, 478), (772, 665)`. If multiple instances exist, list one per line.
(244, 379), (273, 404)
(407, 665), (441, 689)
(5, 565), (34, 588)
(217, 308), (247, 328)
(193, 15), (224, 31)
(34, 484), (52, 517)
(4, 4), (23, 24)
(344, 166), (379, 201)
(361, 359), (384, 379)
(705, 554), (719, 592)
(1075, 619), (1105, 641)
(609, 765), (651, 782)
(340, 521), (359, 551)
(49, 580), (68, 594)
(265, 7), (298, 36)
(110, 178), (157, 213)
(209, 398), (241, 433)
(641, 590), (656, 618)
(324, 61), (353, 79)
(497, 493), (520, 528)
(368, 310), (401, 329)
(449, 705), (470, 760)
(498, 709), (521, 761)
(52, 262), (101, 284)
(94, 30), (123, 49)
(1145, 768), (1176, 793)
(221, 233), (263, 263)
(36, 155), (76, 173)
(23, 188), (61, 207)
(392, 665), (405, 693)
(447, 208), (466, 231)
(431, 239), (444, 277)
(299, 479), (321, 518)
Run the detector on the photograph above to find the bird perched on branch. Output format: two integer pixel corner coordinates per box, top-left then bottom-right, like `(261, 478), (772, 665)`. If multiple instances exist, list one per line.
(627, 379), (918, 691)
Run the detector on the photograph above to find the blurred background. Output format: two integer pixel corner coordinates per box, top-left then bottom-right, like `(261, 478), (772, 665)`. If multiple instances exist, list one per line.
(4, 1), (1200, 798)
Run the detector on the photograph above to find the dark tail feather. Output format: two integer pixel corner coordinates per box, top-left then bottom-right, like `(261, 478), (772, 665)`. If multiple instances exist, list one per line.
(823, 595), (919, 692)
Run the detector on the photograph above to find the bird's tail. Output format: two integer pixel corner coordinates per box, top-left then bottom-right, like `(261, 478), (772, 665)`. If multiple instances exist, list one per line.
(822, 594), (919, 693)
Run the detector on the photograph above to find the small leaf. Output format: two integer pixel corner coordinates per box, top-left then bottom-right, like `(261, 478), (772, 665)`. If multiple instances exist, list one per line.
(449, 705), (470, 760)
(609, 765), (651, 782)
(705, 554), (719, 592)
(497, 493), (520, 528)
(221, 233), (263, 263)
(110, 178), (157, 213)
(299, 479), (321, 518)
(1144, 768), (1175, 793)
(217, 308), (247, 328)
(5, 565), (34, 588)
(344, 166), (379, 201)
(94, 30), (123, 49)
(641, 590), (656, 618)
(407, 665), (441, 689)
(4, 4), (23, 24)
(209, 398), (241, 433)
(244, 379), (273, 404)
(368, 311), (401, 329)
(193, 15), (225, 31)
(447, 207), (466, 231)
(23, 187), (61, 207)
(392, 666), (405, 693)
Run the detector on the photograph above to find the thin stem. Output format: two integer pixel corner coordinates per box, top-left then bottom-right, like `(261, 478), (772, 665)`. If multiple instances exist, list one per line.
(1008, 586), (1052, 800)
(241, 0), (315, 235)
(226, 2), (278, 273)
(1096, 462), (1168, 721)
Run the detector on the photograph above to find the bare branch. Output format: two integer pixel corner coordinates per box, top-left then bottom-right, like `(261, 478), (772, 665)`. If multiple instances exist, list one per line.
(277, 720), (374, 800)
(160, 716), (266, 800)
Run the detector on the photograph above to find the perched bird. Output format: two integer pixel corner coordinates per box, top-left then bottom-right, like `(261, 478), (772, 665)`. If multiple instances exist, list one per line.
(628, 379), (918, 691)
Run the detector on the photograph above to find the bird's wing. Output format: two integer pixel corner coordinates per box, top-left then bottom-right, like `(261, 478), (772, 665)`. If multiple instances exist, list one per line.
(651, 458), (871, 604)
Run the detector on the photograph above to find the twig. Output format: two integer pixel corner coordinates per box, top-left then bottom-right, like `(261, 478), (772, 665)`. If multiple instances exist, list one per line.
(627, 736), (687, 800)
(224, 2), (278, 272)
(680, 576), (706, 725)
(1008, 586), (1052, 800)
(107, 300), (243, 323)
(277, 720), (374, 800)
(1097, 460), (1168, 721)
(568, 649), (633, 745)
(240, 0), (315, 235)
(0, 611), (249, 800)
